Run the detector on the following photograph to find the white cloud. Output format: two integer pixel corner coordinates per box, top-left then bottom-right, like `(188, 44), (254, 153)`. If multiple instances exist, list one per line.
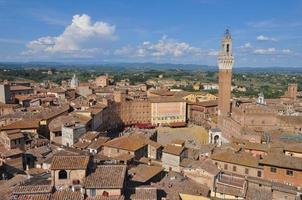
(282, 49), (291, 54)
(254, 48), (293, 55)
(239, 42), (252, 49)
(208, 50), (219, 56)
(243, 42), (252, 48)
(136, 36), (202, 57)
(256, 35), (277, 42)
(254, 48), (276, 54)
(117, 36), (202, 58)
(23, 14), (116, 56)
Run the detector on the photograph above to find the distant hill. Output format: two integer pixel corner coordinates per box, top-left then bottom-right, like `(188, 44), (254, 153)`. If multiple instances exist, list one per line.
(0, 61), (301, 73)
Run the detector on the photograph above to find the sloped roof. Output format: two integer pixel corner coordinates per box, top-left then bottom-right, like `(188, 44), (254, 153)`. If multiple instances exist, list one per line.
(103, 135), (146, 152)
(84, 165), (126, 189)
(50, 155), (90, 170)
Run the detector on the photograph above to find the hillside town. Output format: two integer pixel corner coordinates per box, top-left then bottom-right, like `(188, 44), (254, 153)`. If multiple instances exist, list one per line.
(0, 30), (301, 200)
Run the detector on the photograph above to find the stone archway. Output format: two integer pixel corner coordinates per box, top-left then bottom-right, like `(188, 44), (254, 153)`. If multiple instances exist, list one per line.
(214, 135), (220, 144)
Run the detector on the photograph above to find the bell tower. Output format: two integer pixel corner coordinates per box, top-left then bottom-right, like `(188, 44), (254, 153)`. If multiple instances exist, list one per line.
(218, 29), (234, 127)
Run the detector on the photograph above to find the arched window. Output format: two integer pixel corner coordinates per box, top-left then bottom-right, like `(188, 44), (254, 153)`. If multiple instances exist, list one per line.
(58, 170), (67, 179)
(226, 44), (230, 53)
(102, 191), (109, 197)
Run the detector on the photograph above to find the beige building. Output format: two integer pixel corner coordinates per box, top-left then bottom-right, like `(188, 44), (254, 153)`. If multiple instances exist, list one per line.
(102, 135), (148, 161)
(118, 100), (151, 126)
(162, 141), (186, 172)
(211, 149), (263, 179)
(95, 75), (109, 88)
(50, 155), (90, 187)
(182, 92), (217, 103)
(0, 129), (25, 150)
(150, 97), (186, 126)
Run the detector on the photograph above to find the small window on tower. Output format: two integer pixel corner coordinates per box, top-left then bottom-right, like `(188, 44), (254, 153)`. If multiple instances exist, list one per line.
(226, 44), (230, 53)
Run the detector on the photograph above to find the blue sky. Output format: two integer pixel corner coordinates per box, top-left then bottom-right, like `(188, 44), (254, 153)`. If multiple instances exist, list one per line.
(0, 0), (301, 67)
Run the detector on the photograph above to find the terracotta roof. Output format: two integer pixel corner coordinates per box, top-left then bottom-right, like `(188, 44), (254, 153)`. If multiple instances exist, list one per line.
(163, 144), (185, 156)
(148, 96), (185, 103)
(154, 171), (210, 199)
(211, 149), (261, 169)
(26, 146), (52, 158)
(215, 182), (245, 198)
(171, 139), (185, 146)
(260, 153), (302, 170)
(48, 113), (91, 132)
(283, 143), (302, 154)
(39, 105), (70, 120)
(145, 139), (162, 149)
(10, 85), (33, 91)
(241, 142), (269, 152)
(84, 165), (126, 189)
(1, 118), (40, 130)
(48, 87), (66, 94)
(181, 158), (220, 175)
(79, 131), (99, 141)
(129, 164), (163, 183)
(86, 196), (124, 200)
(191, 100), (218, 107)
(13, 185), (53, 195)
(16, 194), (52, 200)
(0, 103), (19, 108)
(50, 155), (90, 170)
(1, 148), (23, 157)
(103, 135), (146, 152)
(73, 141), (91, 149)
(3, 129), (24, 140)
(112, 153), (134, 161)
(87, 137), (110, 150)
(130, 187), (157, 200)
(51, 190), (82, 200)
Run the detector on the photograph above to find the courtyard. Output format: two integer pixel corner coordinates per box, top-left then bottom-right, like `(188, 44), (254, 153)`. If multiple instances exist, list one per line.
(156, 125), (209, 149)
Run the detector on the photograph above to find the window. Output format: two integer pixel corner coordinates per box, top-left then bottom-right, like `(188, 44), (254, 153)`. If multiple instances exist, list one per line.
(233, 166), (237, 172)
(58, 170), (67, 179)
(90, 189), (96, 197)
(224, 164), (228, 170)
(286, 170), (293, 176)
(270, 167), (277, 173)
(245, 168), (249, 175)
(257, 171), (262, 177)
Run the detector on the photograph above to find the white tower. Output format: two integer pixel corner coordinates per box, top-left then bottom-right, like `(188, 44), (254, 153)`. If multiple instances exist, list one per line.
(70, 74), (79, 89)
(257, 92), (265, 105)
(217, 29), (234, 127)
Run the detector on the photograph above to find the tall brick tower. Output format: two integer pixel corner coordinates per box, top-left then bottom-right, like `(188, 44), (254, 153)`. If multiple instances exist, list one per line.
(218, 29), (234, 127)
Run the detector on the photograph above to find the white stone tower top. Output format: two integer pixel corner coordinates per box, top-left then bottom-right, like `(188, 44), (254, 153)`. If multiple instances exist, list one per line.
(70, 73), (79, 88)
(218, 29), (234, 70)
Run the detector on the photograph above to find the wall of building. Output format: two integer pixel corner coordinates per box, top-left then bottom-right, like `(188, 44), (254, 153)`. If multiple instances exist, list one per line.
(272, 190), (297, 200)
(162, 152), (185, 172)
(103, 146), (147, 160)
(151, 101), (186, 125)
(86, 188), (121, 197)
(119, 100), (151, 125)
(263, 166), (302, 187)
(214, 160), (263, 178)
(62, 125), (86, 146)
(0, 84), (11, 104)
(52, 169), (86, 186)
